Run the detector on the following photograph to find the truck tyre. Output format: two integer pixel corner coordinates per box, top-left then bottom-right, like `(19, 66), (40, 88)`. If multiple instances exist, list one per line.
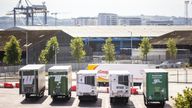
(52, 96), (56, 101)
(66, 91), (71, 100)
(110, 97), (115, 103)
(25, 94), (30, 99)
(143, 94), (148, 106)
(93, 96), (97, 102)
(124, 97), (128, 104)
(160, 101), (165, 106)
(79, 96), (83, 102)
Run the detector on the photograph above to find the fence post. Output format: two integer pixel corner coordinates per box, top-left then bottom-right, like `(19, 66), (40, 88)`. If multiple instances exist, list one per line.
(4, 67), (7, 82)
(185, 68), (188, 83)
(177, 69), (179, 83)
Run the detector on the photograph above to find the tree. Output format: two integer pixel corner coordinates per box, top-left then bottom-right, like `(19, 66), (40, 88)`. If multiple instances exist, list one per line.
(102, 37), (116, 63)
(39, 49), (48, 64)
(172, 87), (192, 108)
(167, 38), (177, 60)
(39, 36), (59, 64)
(3, 35), (22, 65)
(70, 37), (86, 70)
(139, 37), (152, 61)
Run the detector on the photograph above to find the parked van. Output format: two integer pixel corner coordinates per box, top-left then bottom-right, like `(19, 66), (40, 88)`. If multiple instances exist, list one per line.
(109, 70), (132, 104)
(48, 66), (72, 101)
(143, 69), (168, 106)
(19, 64), (45, 99)
(77, 70), (98, 102)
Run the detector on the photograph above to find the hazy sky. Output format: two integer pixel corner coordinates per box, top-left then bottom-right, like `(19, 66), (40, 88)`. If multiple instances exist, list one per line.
(1, 0), (192, 18)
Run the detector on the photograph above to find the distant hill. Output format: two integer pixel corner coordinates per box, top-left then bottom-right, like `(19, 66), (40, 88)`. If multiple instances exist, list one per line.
(0, 16), (68, 29)
(0, 15), (191, 29)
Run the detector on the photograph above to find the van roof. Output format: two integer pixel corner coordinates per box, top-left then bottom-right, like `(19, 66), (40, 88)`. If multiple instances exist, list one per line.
(48, 66), (71, 72)
(144, 69), (167, 73)
(109, 70), (130, 75)
(19, 64), (45, 70)
(77, 70), (98, 74)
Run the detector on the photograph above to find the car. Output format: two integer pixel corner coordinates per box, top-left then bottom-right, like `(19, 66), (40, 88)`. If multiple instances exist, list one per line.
(175, 62), (188, 68)
(156, 61), (175, 68)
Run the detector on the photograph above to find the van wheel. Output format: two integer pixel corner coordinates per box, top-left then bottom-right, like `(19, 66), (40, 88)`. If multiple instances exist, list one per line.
(124, 98), (128, 104)
(143, 95), (148, 106)
(94, 96), (97, 102)
(160, 101), (165, 106)
(66, 92), (71, 100)
(110, 98), (115, 103)
(25, 94), (30, 99)
(52, 96), (56, 101)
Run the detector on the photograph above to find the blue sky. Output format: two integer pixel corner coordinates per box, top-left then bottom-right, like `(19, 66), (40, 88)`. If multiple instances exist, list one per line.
(1, 0), (192, 18)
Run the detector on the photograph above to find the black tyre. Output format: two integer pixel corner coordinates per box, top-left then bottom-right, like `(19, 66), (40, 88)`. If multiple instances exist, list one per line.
(52, 96), (57, 101)
(124, 98), (128, 104)
(160, 101), (165, 107)
(25, 94), (30, 99)
(66, 92), (71, 100)
(93, 96), (97, 102)
(110, 97), (113, 103)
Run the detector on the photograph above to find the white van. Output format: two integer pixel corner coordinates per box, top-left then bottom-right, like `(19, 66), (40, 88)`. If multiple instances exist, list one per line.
(77, 70), (98, 102)
(109, 70), (132, 104)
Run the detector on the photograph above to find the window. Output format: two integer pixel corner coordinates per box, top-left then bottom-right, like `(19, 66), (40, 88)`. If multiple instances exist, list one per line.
(118, 75), (129, 86)
(85, 76), (95, 86)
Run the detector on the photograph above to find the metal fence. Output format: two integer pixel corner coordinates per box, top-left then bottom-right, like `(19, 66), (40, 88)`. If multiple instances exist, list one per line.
(168, 68), (192, 83)
(0, 63), (191, 83)
(0, 63), (89, 82)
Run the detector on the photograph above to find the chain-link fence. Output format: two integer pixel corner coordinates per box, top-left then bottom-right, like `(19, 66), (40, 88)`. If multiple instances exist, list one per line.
(0, 63), (191, 83)
(0, 63), (89, 82)
(168, 68), (192, 83)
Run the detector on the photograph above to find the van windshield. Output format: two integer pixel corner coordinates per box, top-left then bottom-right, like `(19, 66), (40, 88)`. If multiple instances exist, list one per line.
(118, 75), (129, 86)
(85, 76), (95, 86)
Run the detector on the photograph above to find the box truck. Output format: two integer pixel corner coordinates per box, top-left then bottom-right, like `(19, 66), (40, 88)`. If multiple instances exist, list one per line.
(48, 66), (72, 101)
(143, 69), (168, 106)
(77, 70), (98, 102)
(87, 64), (149, 88)
(109, 70), (132, 104)
(19, 64), (45, 98)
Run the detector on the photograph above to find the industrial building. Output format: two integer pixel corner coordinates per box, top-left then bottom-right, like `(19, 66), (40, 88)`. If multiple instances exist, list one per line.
(98, 13), (118, 25)
(0, 26), (192, 64)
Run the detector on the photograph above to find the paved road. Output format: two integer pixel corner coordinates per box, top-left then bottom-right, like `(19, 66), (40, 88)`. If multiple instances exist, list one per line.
(0, 83), (192, 108)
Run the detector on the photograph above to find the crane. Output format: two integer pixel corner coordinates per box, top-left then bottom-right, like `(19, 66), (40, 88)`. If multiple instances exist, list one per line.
(7, 0), (48, 26)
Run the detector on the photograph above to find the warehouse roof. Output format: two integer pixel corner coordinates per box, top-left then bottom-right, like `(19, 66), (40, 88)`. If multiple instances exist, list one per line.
(151, 31), (192, 45)
(19, 64), (45, 70)
(7, 26), (192, 37)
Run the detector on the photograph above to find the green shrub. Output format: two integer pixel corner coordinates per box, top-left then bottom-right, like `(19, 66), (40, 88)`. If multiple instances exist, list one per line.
(172, 87), (192, 108)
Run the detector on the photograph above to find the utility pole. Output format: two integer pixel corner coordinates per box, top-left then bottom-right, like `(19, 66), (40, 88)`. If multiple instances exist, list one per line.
(51, 12), (58, 26)
(128, 31), (133, 64)
(26, 31), (28, 64)
(185, 0), (190, 25)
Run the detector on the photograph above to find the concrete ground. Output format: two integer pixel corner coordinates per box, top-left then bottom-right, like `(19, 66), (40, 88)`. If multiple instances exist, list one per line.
(0, 83), (192, 108)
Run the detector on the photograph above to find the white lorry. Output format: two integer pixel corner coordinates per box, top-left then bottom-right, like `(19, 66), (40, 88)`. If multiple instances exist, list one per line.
(19, 64), (45, 99)
(109, 70), (132, 104)
(77, 70), (98, 102)
(87, 64), (150, 89)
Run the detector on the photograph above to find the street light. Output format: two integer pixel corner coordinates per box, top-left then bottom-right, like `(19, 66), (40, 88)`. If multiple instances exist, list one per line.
(26, 31), (28, 64)
(53, 45), (59, 64)
(21, 31), (29, 64)
(127, 31), (133, 64)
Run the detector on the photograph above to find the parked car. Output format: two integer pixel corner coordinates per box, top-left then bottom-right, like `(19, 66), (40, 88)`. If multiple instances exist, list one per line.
(175, 62), (188, 68)
(156, 61), (175, 68)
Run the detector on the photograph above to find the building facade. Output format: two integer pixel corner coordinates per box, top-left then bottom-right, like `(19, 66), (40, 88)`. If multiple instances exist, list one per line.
(118, 17), (142, 25)
(98, 13), (118, 25)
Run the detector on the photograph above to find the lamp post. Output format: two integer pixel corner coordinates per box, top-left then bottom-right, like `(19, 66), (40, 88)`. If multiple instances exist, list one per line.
(26, 31), (28, 64)
(127, 31), (133, 64)
(53, 45), (59, 64)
